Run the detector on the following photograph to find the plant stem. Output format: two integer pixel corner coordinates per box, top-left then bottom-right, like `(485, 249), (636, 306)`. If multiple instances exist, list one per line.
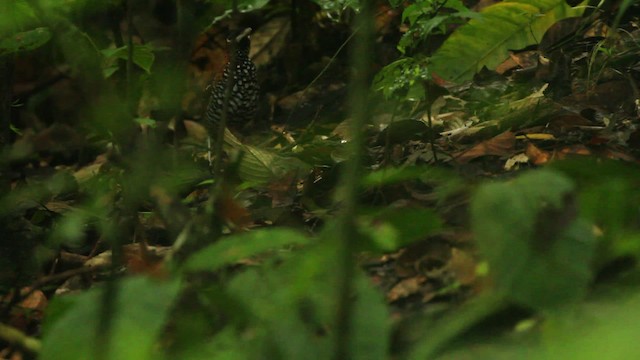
(332, 0), (373, 358)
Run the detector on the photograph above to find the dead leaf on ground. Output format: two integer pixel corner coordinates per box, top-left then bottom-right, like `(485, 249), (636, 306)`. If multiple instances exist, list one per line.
(455, 131), (516, 163)
(387, 276), (427, 302)
(73, 154), (107, 183)
(184, 119), (208, 143)
(216, 194), (252, 230)
(525, 142), (551, 165)
(557, 144), (591, 157)
(504, 153), (530, 171)
(547, 113), (594, 132)
(1, 288), (48, 330)
(446, 248), (477, 286)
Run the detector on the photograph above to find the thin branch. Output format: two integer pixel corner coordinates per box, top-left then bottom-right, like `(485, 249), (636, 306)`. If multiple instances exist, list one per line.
(0, 323), (41, 355)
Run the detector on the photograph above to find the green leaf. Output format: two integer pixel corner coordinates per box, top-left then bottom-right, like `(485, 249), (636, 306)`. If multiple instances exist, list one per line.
(359, 206), (443, 251)
(350, 274), (389, 360)
(221, 128), (311, 185)
(225, 242), (336, 359)
(431, 0), (585, 82)
(210, 0), (271, 25)
(471, 169), (595, 309)
(372, 57), (429, 99)
(183, 228), (310, 272)
(0, 27), (51, 56)
(101, 44), (155, 74)
(41, 277), (180, 360)
(361, 165), (433, 187)
(135, 117), (157, 128)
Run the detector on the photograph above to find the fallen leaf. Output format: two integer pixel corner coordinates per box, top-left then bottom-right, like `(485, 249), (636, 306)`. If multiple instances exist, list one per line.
(455, 131), (516, 163)
(446, 248), (477, 286)
(504, 153), (530, 171)
(525, 142), (551, 165)
(387, 276), (427, 302)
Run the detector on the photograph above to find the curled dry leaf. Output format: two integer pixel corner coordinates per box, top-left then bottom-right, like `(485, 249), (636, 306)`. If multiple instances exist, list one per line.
(525, 142), (550, 165)
(455, 131), (516, 163)
(387, 276), (427, 303)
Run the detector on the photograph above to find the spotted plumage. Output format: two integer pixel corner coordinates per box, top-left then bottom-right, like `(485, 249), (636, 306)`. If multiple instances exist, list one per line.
(206, 32), (259, 135)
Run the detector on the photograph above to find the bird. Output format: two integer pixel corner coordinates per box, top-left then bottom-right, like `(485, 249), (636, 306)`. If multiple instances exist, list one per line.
(205, 28), (259, 138)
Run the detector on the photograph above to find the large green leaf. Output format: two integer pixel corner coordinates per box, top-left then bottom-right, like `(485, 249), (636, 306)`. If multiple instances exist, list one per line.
(359, 206), (443, 251)
(41, 277), (180, 360)
(183, 228), (310, 272)
(471, 170), (595, 310)
(0, 27), (51, 56)
(431, 0), (585, 83)
(101, 44), (156, 76)
(223, 130), (311, 185)
(222, 238), (389, 360)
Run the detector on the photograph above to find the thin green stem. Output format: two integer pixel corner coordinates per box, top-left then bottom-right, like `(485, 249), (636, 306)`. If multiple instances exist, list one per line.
(332, 0), (374, 358)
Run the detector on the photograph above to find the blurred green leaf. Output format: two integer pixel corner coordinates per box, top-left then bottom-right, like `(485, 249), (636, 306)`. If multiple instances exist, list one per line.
(471, 169), (595, 309)
(359, 206), (442, 251)
(209, 0), (271, 24)
(361, 166), (432, 187)
(350, 273), (389, 360)
(183, 228), (310, 272)
(0, 27), (51, 56)
(101, 44), (156, 75)
(41, 277), (181, 360)
(225, 242), (336, 359)
(135, 117), (157, 128)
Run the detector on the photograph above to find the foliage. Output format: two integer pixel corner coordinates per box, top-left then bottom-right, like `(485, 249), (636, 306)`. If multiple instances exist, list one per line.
(472, 169), (595, 309)
(2, 0), (640, 359)
(41, 277), (181, 360)
(430, 0), (585, 82)
(396, 0), (477, 55)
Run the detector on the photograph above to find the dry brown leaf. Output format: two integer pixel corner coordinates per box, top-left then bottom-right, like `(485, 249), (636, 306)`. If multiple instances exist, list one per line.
(251, 17), (290, 67)
(547, 113), (593, 133)
(183, 119), (208, 143)
(216, 194), (252, 230)
(455, 131), (516, 163)
(525, 142), (551, 165)
(446, 248), (477, 286)
(73, 154), (107, 183)
(558, 144), (591, 157)
(387, 276), (427, 302)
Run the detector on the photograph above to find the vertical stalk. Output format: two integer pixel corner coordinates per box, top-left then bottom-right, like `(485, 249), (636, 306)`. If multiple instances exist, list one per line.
(211, 0), (239, 183)
(125, 0), (134, 114)
(332, 0), (373, 359)
(0, 55), (12, 147)
(0, 0), (15, 146)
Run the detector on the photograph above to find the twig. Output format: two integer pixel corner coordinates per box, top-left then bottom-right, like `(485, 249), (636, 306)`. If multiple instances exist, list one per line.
(0, 323), (41, 356)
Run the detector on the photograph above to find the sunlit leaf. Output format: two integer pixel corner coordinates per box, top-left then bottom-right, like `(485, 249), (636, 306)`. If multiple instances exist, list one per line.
(431, 0), (585, 82)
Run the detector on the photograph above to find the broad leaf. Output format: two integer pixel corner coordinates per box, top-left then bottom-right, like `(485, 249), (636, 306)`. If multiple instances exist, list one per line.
(431, 0), (585, 82)
(0, 27), (51, 56)
(183, 228), (310, 272)
(471, 169), (595, 309)
(41, 277), (180, 360)
(222, 130), (311, 185)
